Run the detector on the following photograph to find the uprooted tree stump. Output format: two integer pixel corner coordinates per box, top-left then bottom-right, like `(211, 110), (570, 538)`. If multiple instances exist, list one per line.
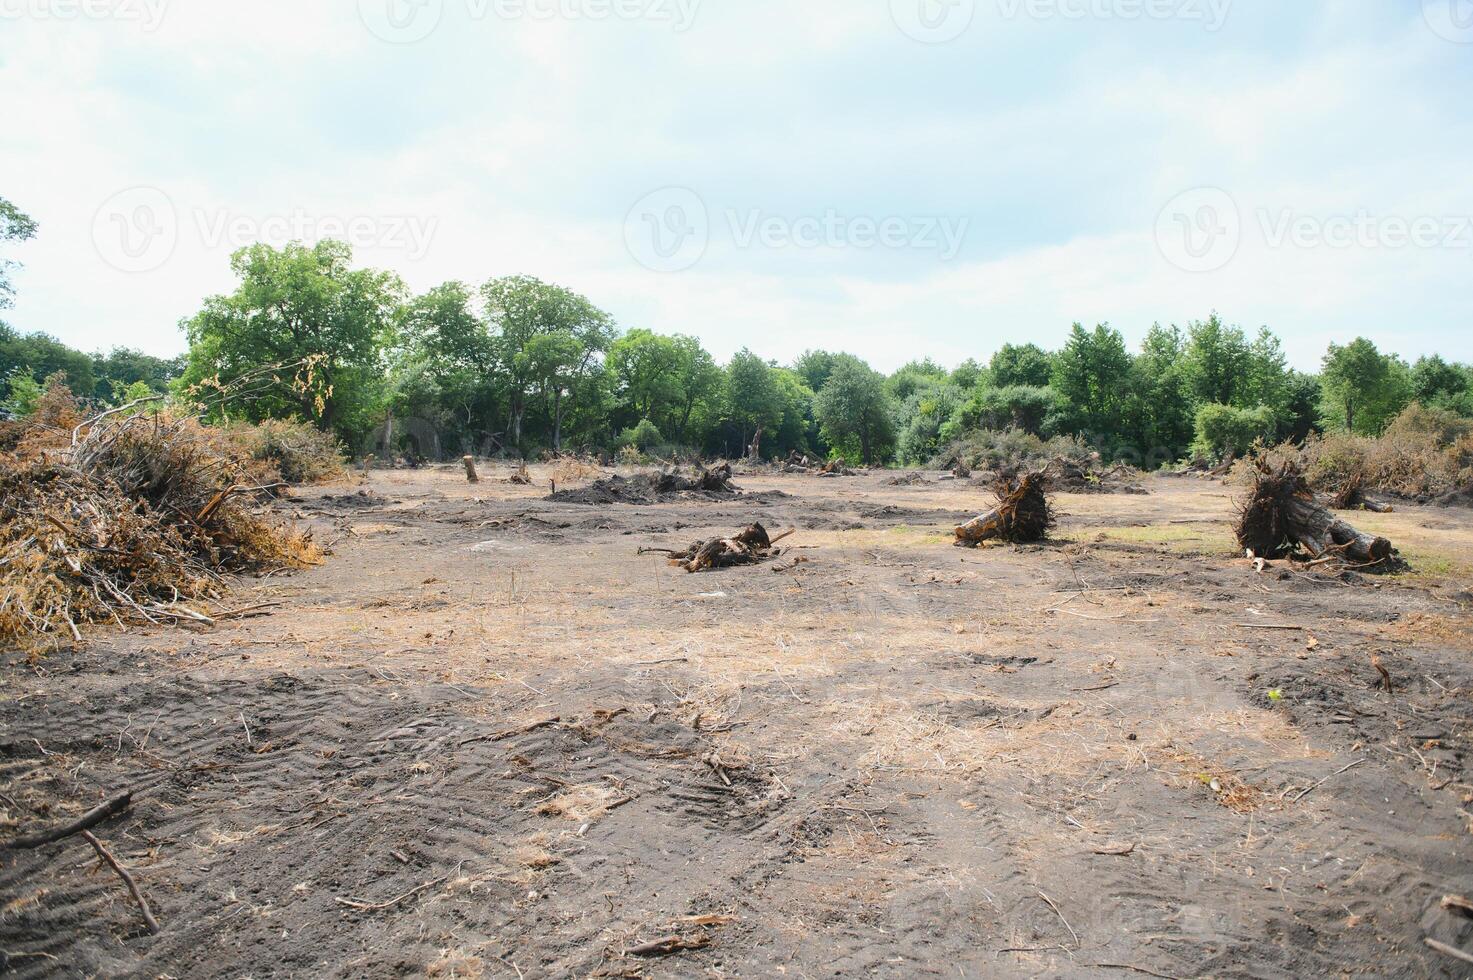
(639, 523), (794, 573)
(1331, 474), (1394, 513)
(955, 471), (1055, 547)
(1238, 460), (1394, 565)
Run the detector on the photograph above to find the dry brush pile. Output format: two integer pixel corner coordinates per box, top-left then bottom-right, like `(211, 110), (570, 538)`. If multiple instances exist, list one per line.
(0, 408), (320, 649)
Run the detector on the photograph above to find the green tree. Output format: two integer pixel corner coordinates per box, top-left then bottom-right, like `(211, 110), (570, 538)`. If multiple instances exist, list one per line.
(481, 275), (613, 451)
(181, 241), (404, 441)
(813, 355), (896, 465)
(1051, 323), (1132, 440)
(1410, 354), (1470, 412)
(990, 343), (1054, 388)
(887, 358), (948, 402)
(725, 348), (782, 457)
(1182, 314), (1251, 407)
(949, 358), (986, 391)
(0, 328), (96, 396)
(0, 196), (38, 312)
(1320, 338), (1409, 435)
(1191, 403), (1276, 460)
(793, 349), (840, 393)
(1123, 323), (1193, 463)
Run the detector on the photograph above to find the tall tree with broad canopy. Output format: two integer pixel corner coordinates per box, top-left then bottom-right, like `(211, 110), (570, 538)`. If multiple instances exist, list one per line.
(989, 343), (1054, 389)
(725, 348), (782, 457)
(181, 241), (405, 441)
(481, 275), (613, 452)
(1051, 323), (1132, 440)
(1321, 338), (1409, 435)
(813, 354), (896, 465)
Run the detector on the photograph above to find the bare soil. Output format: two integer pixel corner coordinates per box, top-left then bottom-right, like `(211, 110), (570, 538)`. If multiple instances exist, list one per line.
(4, 464), (1473, 978)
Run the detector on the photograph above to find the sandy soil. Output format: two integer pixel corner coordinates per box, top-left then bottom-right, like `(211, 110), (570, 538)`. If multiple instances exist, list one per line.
(3, 464), (1473, 978)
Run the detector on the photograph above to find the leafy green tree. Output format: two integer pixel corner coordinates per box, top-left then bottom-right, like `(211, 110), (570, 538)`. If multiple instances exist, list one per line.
(724, 348), (782, 457)
(954, 384), (1059, 437)
(1320, 338), (1410, 435)
(990, 343), (1054, 388)
(3, 369), (42, 417)
(481, 275), (613, 451)
(813, 355), (896, 465)
(665, 335), (724, 445)
(1051, 323), (1132, 440)
(1278, 371), (1323, 443)
(1123, 323), (1193, 463)
(769, 368), (817, 459)
(1410, 354), (1470, 412)
(1191, 403), (1276, 460)
(949, 358), (986, 391)
(793, 349), (840, 394)
(92, 347), (185, 402)
(887, 358), (948, 402)
(1182, 314), (1251, 407)
(0, 327), (96, 395)
(390, 281), (501, 453)
(181, 241), (404, 441)
(607, 329), (680, 429)
(0, 197), (38, 312)
(896, 383), (965, 464)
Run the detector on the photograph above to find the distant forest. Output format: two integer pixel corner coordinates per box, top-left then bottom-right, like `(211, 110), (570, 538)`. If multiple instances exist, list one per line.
(3, 214), (1470, 467)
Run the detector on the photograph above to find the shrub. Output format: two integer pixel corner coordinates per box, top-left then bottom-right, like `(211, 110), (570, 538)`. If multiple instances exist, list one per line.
(933, 428), (1095, 473)
(617, 418), (663, 452)
(1191, 403), (1276, 460)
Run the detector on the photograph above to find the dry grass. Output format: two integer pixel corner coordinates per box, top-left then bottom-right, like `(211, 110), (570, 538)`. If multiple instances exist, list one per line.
(536, 783), (626, 823)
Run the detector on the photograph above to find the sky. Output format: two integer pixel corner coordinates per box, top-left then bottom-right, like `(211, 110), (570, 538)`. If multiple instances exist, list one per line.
(1, 0), (1470, 373)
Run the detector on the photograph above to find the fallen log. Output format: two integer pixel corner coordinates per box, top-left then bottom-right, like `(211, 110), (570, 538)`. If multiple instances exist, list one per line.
(1238, 460), (1394, 565)
(955, 471), (1054, 547)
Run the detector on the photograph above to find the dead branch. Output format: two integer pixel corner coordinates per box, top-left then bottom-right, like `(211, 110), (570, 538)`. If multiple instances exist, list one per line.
(3, 791), (132, 850)
(82, 829), (161, 935)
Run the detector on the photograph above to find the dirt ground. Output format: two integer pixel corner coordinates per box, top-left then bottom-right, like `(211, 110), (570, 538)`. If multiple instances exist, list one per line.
(3, 463), (1473, 978)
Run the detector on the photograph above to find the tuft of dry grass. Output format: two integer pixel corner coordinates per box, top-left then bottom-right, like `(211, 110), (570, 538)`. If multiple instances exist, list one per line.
(536, 783), (625, 823)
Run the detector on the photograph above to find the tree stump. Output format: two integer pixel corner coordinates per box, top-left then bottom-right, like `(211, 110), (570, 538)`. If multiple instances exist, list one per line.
(462, 456), (479, 483)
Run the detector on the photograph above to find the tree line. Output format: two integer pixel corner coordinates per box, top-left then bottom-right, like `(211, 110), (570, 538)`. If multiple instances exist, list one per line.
(4, 229), (1470, 466)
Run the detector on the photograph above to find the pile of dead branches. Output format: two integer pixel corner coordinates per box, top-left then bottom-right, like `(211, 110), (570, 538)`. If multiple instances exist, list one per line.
(1236, 458), (1394, 567)
(0, 409), (319, 648)
(954, 471), (1055, 547)
(640, 523), (794, 572)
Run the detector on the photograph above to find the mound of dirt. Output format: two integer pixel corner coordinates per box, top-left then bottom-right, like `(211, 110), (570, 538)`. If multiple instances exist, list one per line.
(885, 472), (930, 486)
(547, 469), (739, 506)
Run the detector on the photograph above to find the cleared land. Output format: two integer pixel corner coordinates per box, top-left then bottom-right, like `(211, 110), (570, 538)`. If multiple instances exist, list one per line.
(3, 465), (1472, 978)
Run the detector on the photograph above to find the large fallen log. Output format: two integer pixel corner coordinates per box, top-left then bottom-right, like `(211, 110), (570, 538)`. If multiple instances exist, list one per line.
(955, 471), (1054, 547)
(1238, 460), (1394, 565)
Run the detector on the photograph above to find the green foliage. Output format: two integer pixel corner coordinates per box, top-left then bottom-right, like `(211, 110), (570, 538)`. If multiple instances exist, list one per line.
(955, 384), (1059, 437)
(1410, 354), (1470, 411)
(896, 383), (965, 465)
(813, 355), (895, 465)
(1191, 403), (1275, 459)
(887, 358), (948, 402)
(948, 358), (986, 391)
(181, 241), (404, 443)
(792, 350), (840, 393)
(3, 369), (42, 418)
(1320, 338), (1410, 435)
(1051, 323), (1132, 438)
(0, 328), (97, 396)
(617, 417), (663, 451)
(990, 343), (1053, 389)
(0, 196), (38, 311)
(1182, 313), (1251, 406)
